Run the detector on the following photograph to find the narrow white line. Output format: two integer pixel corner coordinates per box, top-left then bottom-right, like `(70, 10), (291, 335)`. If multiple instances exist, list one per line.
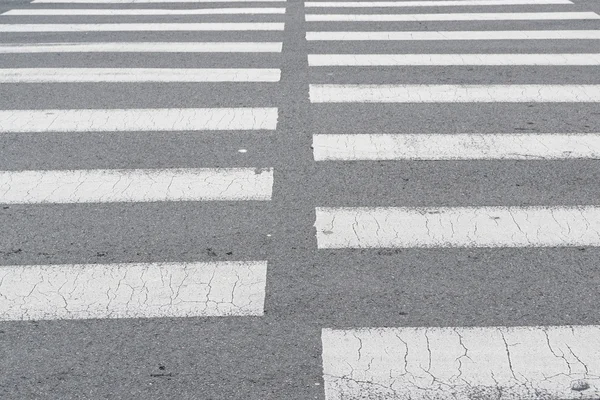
(306, 30), (600, 41)
(0, 42), (283, 53)
(315, 206), (600, 248)
(0, 108), (278, 132)
(322, 326), (600, 400)
(309, 84), (600, 103)
(308, 53), (600, 66)
(0, 68), (281, 82)
(3, 8), (286, 15)
(33, 0), (285, 3)
(306, 0), (572, 7)
(0, 168), (273, 203)
(0, 23), (284, 32)
(306, 12), (599, 21)
(0, 261), (268, 320)
(313, 133), (600, 160)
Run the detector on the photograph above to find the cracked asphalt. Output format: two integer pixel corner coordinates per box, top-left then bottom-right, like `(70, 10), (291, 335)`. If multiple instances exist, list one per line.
(1, 0), (600, 398)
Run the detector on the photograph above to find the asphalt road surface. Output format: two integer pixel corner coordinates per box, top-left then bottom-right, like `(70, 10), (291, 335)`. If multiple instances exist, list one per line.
(1, 0), (600, 398)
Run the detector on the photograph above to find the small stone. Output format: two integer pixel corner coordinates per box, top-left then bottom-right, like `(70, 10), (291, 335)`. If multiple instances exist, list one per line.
(571, 380), (590, 391)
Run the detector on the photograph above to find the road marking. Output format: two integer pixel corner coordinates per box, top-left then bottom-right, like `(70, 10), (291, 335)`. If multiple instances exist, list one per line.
(3, 8), (286, 15)
(306, 12), (599, 21)
(0, 68), (281, 82)
(0, 23), (284, 32)
(0, 42), (283, 53)
(306, 0), (572, 7)
(322, 326), (600, 400)
(313, 134), (600, 160)
(308, 53), (600, 66)
(310, 84), (600, 103)
(315, 206), (600, 248)
(33, 0), (284, 3)
(0, 168), (273, 203)
(0, 108), (278, 132)
(0, 261), (268, 320)
(306, 30), (600, 41)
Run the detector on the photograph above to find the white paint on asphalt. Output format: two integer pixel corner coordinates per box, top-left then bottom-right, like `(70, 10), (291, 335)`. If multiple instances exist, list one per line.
(0, 168), (274, 203)
(0, 108), (278, 132)
(305, 12), (599, 21)
(0, 42), (283, 53)
(313, 133), (600, 160)
(3, 8), (285, 15)
(308, 53), (600, 66)
(0, 261), (268, 320)
(309, 84), (600, 103)
(306, 30), (600, 41)
(315, 206), (600, 248)
(306, 0), (572, 7)
(322, 326), (600, 400)
(33, 0), (284, 3)
(0, 23), (284, 32)
(0, 68), (281, 83)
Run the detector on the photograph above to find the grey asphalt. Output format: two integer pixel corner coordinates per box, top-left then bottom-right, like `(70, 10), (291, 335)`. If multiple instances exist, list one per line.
(1, 0), (600, 398)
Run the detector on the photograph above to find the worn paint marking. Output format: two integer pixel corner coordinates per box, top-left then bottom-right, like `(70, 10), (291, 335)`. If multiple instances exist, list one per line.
(306, 12), (599, 21)
(0, 42), (283, 53)
(306, 30), (600, 41)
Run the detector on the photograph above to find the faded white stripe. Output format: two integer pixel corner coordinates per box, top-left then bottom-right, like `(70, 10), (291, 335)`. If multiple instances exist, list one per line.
(0, 42), (283, 53)
(306, 30), (600, 41)
(306, 0), (572, 7)
(0, 261), (267, 321)
(0, 108), (278, 132)
(322, 326), (600, 400)
(306, 12), (598, 21)
(313, 133), (600, 160)
(0, 23), (284, 32)
(3, 8), (285, 15)
(308, 53), (600, 66)
(33, 0), (284, 3)
(310, 84), (600, 103)
(0, 168), (273, 203)
(0, 68), (281, 82)
(315, 206), (600, 248)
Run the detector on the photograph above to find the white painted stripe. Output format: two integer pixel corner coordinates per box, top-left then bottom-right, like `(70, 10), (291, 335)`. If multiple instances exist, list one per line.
(310, 84), (600, 103)
(0, 108), (278, 132)
(306, 0), (572, 7)
(0, 261), (267, 320)
(322, 326), (600, 400)
(0, 68), (281, 82)
(315, 206), (600, 248)
(306, 30), (600, 41)
(3, 8), (285, 15)
(34, 0), (284, 3)
(306, 12), (599, 21)
(0, 42), (283, 53)
(0, 168), (273, 203)
(308, 53), (600, 66)
(0, 23), (284, 32)
(313, 133), (600, 160)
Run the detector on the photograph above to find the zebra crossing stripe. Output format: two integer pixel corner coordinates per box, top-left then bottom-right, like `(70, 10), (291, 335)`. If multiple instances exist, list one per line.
(33, 0), (285, 3)
(306, 30), (600, 41)
(0, 23), (284, 32)
(0, 42), (283, 53)
(0, 168), (273, 203)
(0, 68), (281, 83)
(315, 206), (600, 248)
(305, 12), (599, 21)
(312, 133), (600, 160)
(322, 326), (600, 400)
(309, 84), (600, 103)
(3, 8), (286, 15)
(308, 53), (600, 66)
(306, 0), (572, 7)
(0, 108), (278, 132)
(0, 261), (268, 320)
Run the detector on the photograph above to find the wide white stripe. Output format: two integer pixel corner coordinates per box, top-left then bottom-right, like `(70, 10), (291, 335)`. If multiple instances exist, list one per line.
(322, 326), (600, 400)
(308, 53), (600, 66)
(0, 68), (281, 82)
(34, 0), (284, 3)
(0, 108), (278, 132)
(0, 42), (283, 53)
(0, 23), (284, 32)
(306, 30), (600, 41)
(313, 133), (600, 160)
(310, 84), (600, 103)
(306, 0), (572, 7)
(306, 12), (598, 21)
(0, 168), (273, 203)
(315, 206), (600, 248)
(0, 261), (267, 320)
(3, 8), (285, 15)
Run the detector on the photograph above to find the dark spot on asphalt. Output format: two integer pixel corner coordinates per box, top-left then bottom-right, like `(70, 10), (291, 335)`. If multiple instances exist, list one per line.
(96, 252), (106, 257)
(206, 248), (217, 257)
(2, 206), (8, 210)
(159, 365), (166, 371)
(226, 251), (233, 255)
